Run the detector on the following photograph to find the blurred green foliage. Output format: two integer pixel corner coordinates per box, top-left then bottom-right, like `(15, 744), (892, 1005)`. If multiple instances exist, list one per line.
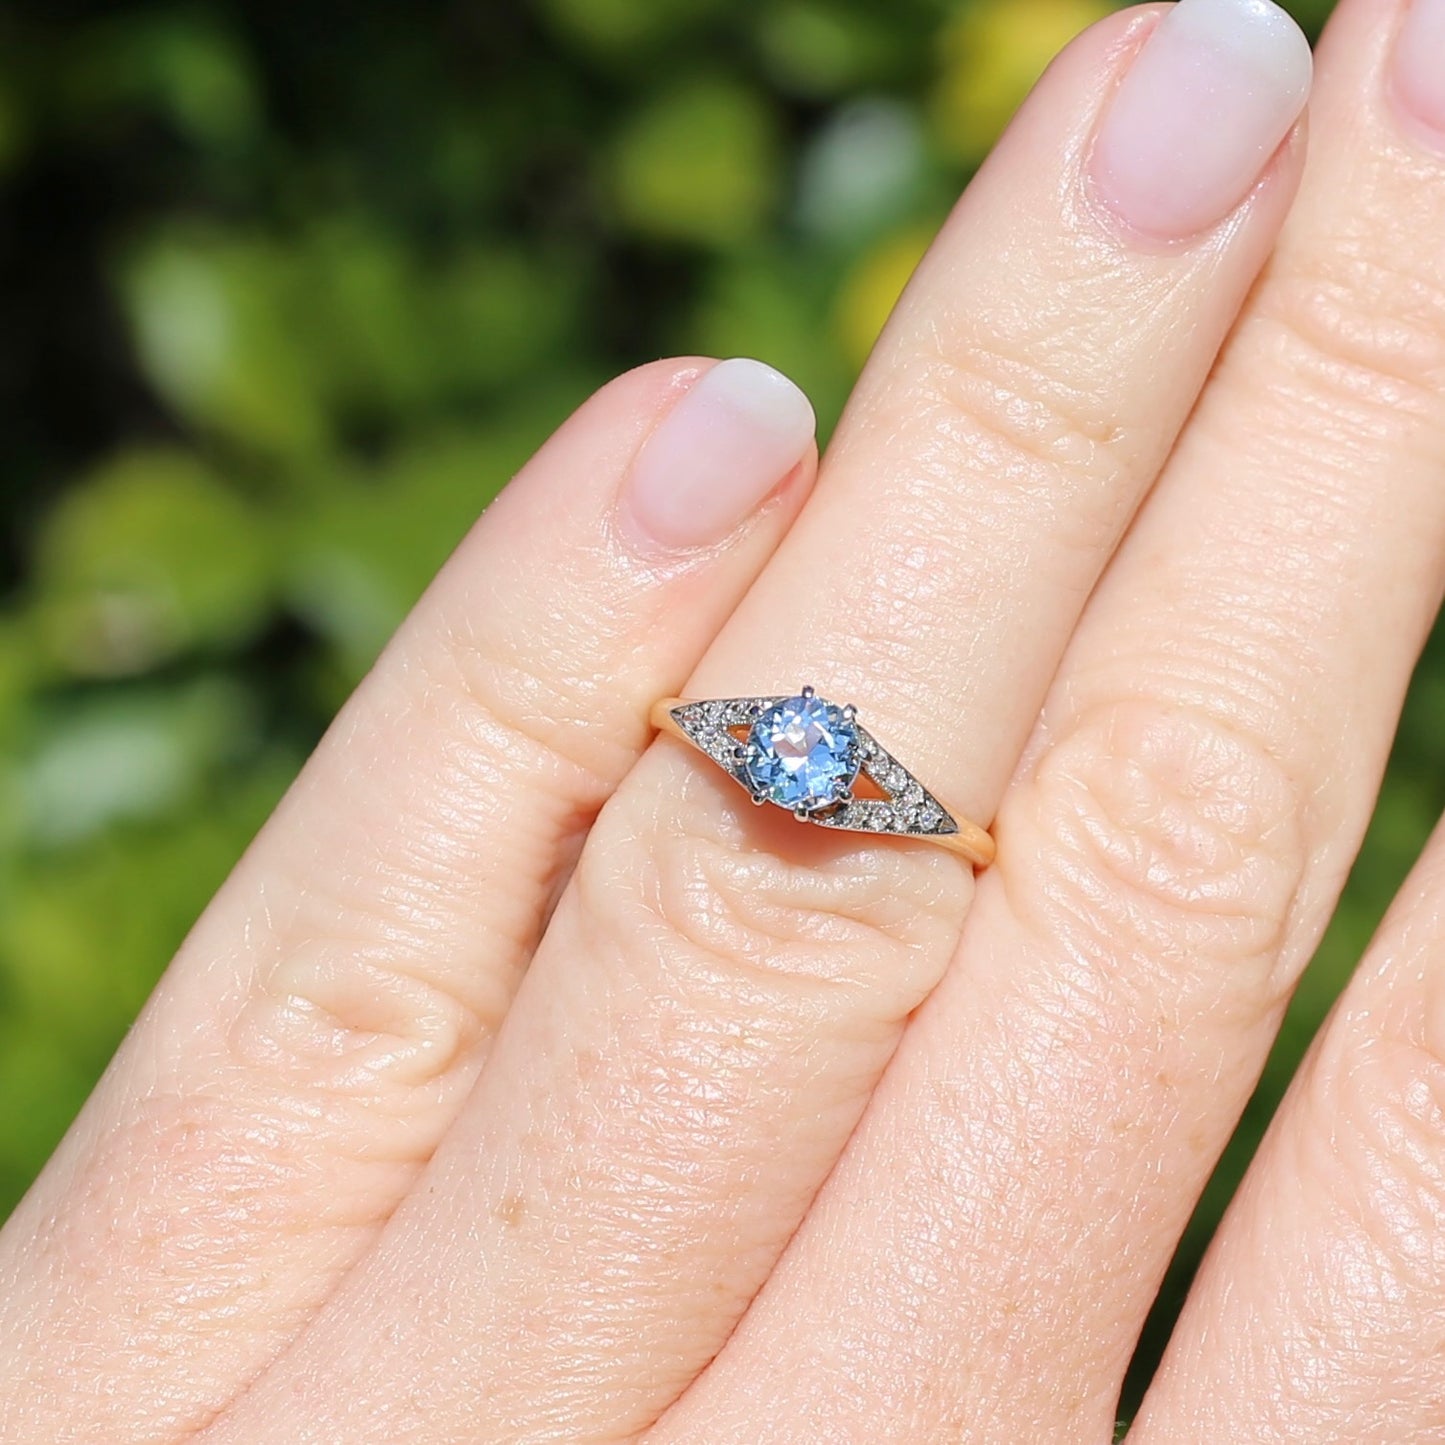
(0, 0), (1433, 1425)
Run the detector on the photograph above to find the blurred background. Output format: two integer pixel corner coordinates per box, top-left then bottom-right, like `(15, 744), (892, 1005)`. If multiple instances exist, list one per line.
(0, 0), (1438, 1424)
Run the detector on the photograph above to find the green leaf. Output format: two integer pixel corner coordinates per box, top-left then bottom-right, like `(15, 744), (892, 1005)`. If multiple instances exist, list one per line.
(16, 678), (257, 847)
(123, 234), (330, 458)
(537, 0), (723, 60)
(32, 449), (273, 676)
(608, 78), (781, 248)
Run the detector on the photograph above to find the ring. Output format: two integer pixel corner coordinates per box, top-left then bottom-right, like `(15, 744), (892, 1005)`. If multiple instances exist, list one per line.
(649, 686), (995, 868)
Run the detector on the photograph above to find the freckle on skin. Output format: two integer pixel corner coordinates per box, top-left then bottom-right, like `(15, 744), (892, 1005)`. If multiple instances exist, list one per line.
(498, 1194), (526, 1228)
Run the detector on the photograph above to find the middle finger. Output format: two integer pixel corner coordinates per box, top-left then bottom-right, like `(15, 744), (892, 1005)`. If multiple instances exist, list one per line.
(198, 4), (1310, 1440)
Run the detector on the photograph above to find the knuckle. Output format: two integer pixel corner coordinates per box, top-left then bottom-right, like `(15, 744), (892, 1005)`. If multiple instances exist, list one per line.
(574, 745), (970, 1029)
(1010, 696), (1307, 1013)
(901, 336), (1135, 558)
(1255, 244), (1445, 428)
(1307, 1027), (1445, 1299)
(228, 634), (622, 1121)
(416, 600), (628, 798)
(240, 941), (495, 1090)
(228, 925), (502, 1153)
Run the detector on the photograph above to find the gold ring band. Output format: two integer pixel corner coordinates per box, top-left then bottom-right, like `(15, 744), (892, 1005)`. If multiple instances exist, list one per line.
(649, 689), (995, 869)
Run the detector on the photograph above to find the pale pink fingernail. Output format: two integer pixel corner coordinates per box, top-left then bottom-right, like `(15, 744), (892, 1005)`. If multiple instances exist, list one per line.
(1394, 0), (1445, 143)
(622, 358), (816, 551)
(1092, 0), (1313, 239)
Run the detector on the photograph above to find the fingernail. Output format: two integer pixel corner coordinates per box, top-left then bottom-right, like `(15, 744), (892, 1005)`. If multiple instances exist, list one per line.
(1394, 0), (1445, 143)
(1092, 0), (1312, 239)
(622, 358), (816, 551)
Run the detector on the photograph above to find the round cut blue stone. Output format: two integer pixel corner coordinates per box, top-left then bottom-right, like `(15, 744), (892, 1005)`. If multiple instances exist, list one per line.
(742, 693), (860, 812)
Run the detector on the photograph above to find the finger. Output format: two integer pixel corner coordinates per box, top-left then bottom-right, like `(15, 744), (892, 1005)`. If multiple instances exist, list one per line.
(652, 0), (1445, 1439)
(0, 357), (818, 1442)
(1129, 814), (1445, 1441)
(1133, 1), (1445, 1430)
(198, 8), (1312, 1441)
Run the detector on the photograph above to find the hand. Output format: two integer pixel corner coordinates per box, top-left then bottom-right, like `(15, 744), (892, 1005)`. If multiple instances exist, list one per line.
(7, 0), (1445, 1439)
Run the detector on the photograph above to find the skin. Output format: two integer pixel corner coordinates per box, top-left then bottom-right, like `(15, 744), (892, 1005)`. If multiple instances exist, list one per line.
(7, 0), (1445, 1440)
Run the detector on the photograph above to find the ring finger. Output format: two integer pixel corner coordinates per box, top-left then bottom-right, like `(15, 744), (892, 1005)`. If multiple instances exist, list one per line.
(196, 5), (1312, 1441)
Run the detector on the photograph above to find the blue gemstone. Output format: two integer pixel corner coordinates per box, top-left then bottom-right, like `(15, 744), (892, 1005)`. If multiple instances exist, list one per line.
(742, 693), (860, 812)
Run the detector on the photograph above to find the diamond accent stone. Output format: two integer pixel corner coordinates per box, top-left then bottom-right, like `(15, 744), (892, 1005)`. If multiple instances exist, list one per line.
(742, 693), (860, 812)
